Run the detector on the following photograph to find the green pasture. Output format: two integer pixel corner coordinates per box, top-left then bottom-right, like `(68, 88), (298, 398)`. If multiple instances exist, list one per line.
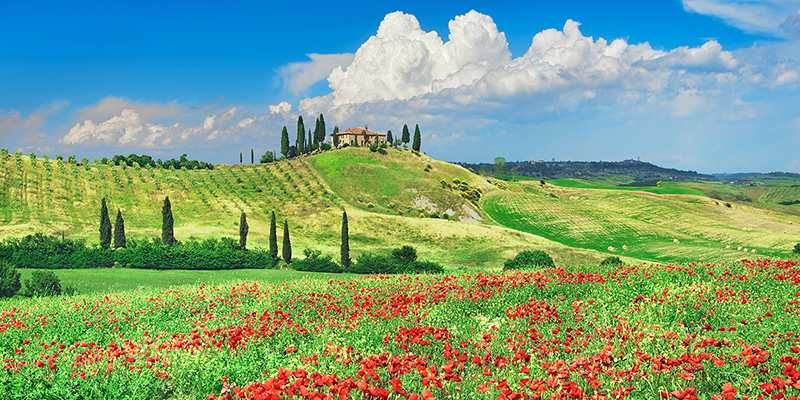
(545, 178), (706, 195)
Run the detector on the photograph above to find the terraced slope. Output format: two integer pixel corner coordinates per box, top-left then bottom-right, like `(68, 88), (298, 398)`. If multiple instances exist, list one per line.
(483, 182), (800, 263)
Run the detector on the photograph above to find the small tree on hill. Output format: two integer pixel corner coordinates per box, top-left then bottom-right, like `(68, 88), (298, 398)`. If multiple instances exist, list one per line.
(114, 209), (126, 249)
(296, 116), (305, 155)
(240, 152), (243, 164)
(412, 124), (421, 151)
(402, 124), (410, 145)
(494, 157), (507, 180)
(386, 130), (393, 146)
(239, 212), (249, 250)
(332, 126), (340, 147)
(161, 196), (176, 246)
(317, 113), (326, 144)
(99, 198), (112, 249)
(269, 211), (278, 259)
(251, 149), (254, 164)
(280, 126), (290, 158)
(341, 212), (350, 269)
(282, 220), (292, 264)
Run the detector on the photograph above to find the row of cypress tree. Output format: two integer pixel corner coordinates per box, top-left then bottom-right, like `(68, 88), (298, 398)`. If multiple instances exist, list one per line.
(99, 198), (126, 249)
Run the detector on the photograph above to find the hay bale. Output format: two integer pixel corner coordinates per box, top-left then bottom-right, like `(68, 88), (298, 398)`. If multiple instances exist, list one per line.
(737, 246), (743, 251)
(725, 245), (731, 250)
(751, 249), (757, 253)
(622, 245), (628, 251)
(673, 239), (680, 244)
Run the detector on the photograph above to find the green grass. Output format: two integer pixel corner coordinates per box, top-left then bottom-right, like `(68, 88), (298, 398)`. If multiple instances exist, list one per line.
(546, 178), (707, 195)
(15, 268), (356, 295)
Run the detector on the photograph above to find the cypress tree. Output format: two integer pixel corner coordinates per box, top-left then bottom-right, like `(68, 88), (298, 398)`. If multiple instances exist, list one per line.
(250, 149), (254, 164)
(269, 211), (278, 259)
(239, 212), (249, 250)
(280, 126), (290, 158)
(308, 129), (313, 153)
(341, 211), (350, 269)
(113, 209), (126, 249)
(99, 198), (112, 249)
(332, 126), (340, 147)
(318, 113), (326, 144)
(412, 124), (421, 151)
(282, 220), (292, 264)
(386, 130), (393, 146)
(161, 196), (175, 246)
(297, 116), (305, 155)
(402, 124), (410, 145)
(313, 117), (320, 147)
(240, 152), (242, 164)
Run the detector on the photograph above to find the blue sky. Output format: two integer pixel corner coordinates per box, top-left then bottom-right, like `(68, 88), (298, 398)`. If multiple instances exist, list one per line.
(1, 0), (799, 173)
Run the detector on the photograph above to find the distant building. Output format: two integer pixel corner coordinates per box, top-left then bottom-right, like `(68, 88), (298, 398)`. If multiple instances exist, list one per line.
(334, 127), (387, 147)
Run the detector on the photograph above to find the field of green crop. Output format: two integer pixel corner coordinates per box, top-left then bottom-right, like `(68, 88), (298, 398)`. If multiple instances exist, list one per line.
(483, 182), (800, 263)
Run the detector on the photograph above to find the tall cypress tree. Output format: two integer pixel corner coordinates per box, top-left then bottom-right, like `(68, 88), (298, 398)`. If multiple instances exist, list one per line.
(239, 212), (249, 250)
(280, 126), (290, 158)
(402, 124), (410, 145)
(99, 198), (112, 249)
(386, 130), (393, 146)
(341, 211), (350, 269)
(296, 116), (305, 155)
(313, 117), (320, 147)
(282, 220), (292, 264)
(412, 124), (421, 151)
(308, 129), (313, 153)
(269, 211), (278, 259)
(161, 196), (175, 246)
(113, 209), (126, 249)
(250, 149), (254, 164)
(332, 126), (340, 147)
(318, 113), (326, 144)
(240, 152), (242, 163)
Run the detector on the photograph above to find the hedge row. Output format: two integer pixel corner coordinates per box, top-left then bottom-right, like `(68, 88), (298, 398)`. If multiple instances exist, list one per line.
(0, 234), (277, 270)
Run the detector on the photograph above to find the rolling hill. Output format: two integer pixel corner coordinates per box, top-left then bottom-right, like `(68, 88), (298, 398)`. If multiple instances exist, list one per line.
(2, 148), (799, 269)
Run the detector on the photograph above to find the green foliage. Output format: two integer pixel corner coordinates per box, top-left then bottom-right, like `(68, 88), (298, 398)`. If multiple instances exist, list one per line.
(24, 270), (62, 297)
(795, 243), (800, 255)
(296, 116), (305, 155)
(99, 198), (112, 249)
(260, 151), (275, 163)
(0, 260), (21, 297)
(412, 124), (421, 151)
(402, 124), (410, 144)
(269, 212), (278, 259)
(369, 142), (379, 152)
(332, 126), (340, 147)
(114, 209), (127, 249)
(161, 196), (176, 246)
(350, 245), (443, 274)
(282, 220), (292, 264)
(448, 178), (482, 204)
(600, 256), (623, 266)
(386, 130), (393, 145)
(503, 250), (555, 270)
(494, 157), (507, 180)
(115, 238), (277, 270)
(341, 212), (350, 269)
(239, 212), (249, 250)
(0, 234), (114, 269)
(0, 148), (7, 158)
(292, 249), (341, 273)
(391, 245), (417, 265)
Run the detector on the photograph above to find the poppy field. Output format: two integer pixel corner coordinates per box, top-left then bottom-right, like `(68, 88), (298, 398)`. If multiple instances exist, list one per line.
(3, 259), (800, 399)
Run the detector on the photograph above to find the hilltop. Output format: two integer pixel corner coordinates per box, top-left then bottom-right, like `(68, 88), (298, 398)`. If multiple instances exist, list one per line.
(2, 148), (799, 269)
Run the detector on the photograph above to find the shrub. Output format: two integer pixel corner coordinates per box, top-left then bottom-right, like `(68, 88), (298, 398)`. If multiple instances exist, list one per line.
(0, 260), (21, 297)
(350, 253), (400, 274)
(391, 245), (418, 265)
(600, 256), (623, 267)
(24, 270), (62, 297)
(292, 249), (342, 273)
(503, 250), (555, 271)
(407, 260), (444, 274)
(795, 243), (800, 255)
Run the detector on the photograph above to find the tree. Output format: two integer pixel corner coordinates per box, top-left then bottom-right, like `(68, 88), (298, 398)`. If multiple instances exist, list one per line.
(361, 129), (367, 147)
(795, 243), (800, 255)
(0, 261), (21, 298)
(239, 212), (249, 250)
(260, 151), (275, 163)
(386, 130), (393, 146)
(332, 126), (340, 147)
(24, 270), (61, 297)
(412, 124), (421, 151)
(296, 116), (305, 155)
(510, 167), (517, 182)
(282, 220), (292, 264)
(250, 149), (254, 164)
(280, 126), (290, 158)
(99, 198), (112, 249)
(494, 157), (507, 180)
(313, 117), (320, 147)
(240, 152), (243, 164)
(341, 212), (350, 269)
(317, 113), (326, 144)
(402, 124), (410, 145)
(114, 209), (126, 249)
(161, 196), (175, 246)
(269, 211), (278, 259)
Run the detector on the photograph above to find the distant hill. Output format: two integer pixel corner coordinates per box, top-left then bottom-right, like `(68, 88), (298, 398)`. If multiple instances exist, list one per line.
(456, 159), (718, 185)
(713, 171), (800, 185)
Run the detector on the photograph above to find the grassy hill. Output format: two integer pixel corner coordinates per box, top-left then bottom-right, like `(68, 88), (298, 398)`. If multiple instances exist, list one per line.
(2, 149), (799, 269)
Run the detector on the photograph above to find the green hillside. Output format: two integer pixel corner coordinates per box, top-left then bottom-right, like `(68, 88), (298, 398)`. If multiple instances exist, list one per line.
(0, 151), (624, 270)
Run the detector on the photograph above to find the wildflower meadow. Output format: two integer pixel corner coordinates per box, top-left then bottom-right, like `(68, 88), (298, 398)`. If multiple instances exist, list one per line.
(3, 259), (800, 399)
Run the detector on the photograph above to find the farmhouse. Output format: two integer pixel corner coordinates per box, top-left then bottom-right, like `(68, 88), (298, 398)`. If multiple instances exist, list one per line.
(335, 127), (386, 147)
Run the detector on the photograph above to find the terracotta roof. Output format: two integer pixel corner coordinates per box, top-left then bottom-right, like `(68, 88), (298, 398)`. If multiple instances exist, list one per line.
(334, 127), (386, 137)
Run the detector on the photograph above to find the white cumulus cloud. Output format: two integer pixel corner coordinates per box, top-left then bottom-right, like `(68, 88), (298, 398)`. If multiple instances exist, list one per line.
(269, 101), (292, 114)
(279, 53), (356, 95)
